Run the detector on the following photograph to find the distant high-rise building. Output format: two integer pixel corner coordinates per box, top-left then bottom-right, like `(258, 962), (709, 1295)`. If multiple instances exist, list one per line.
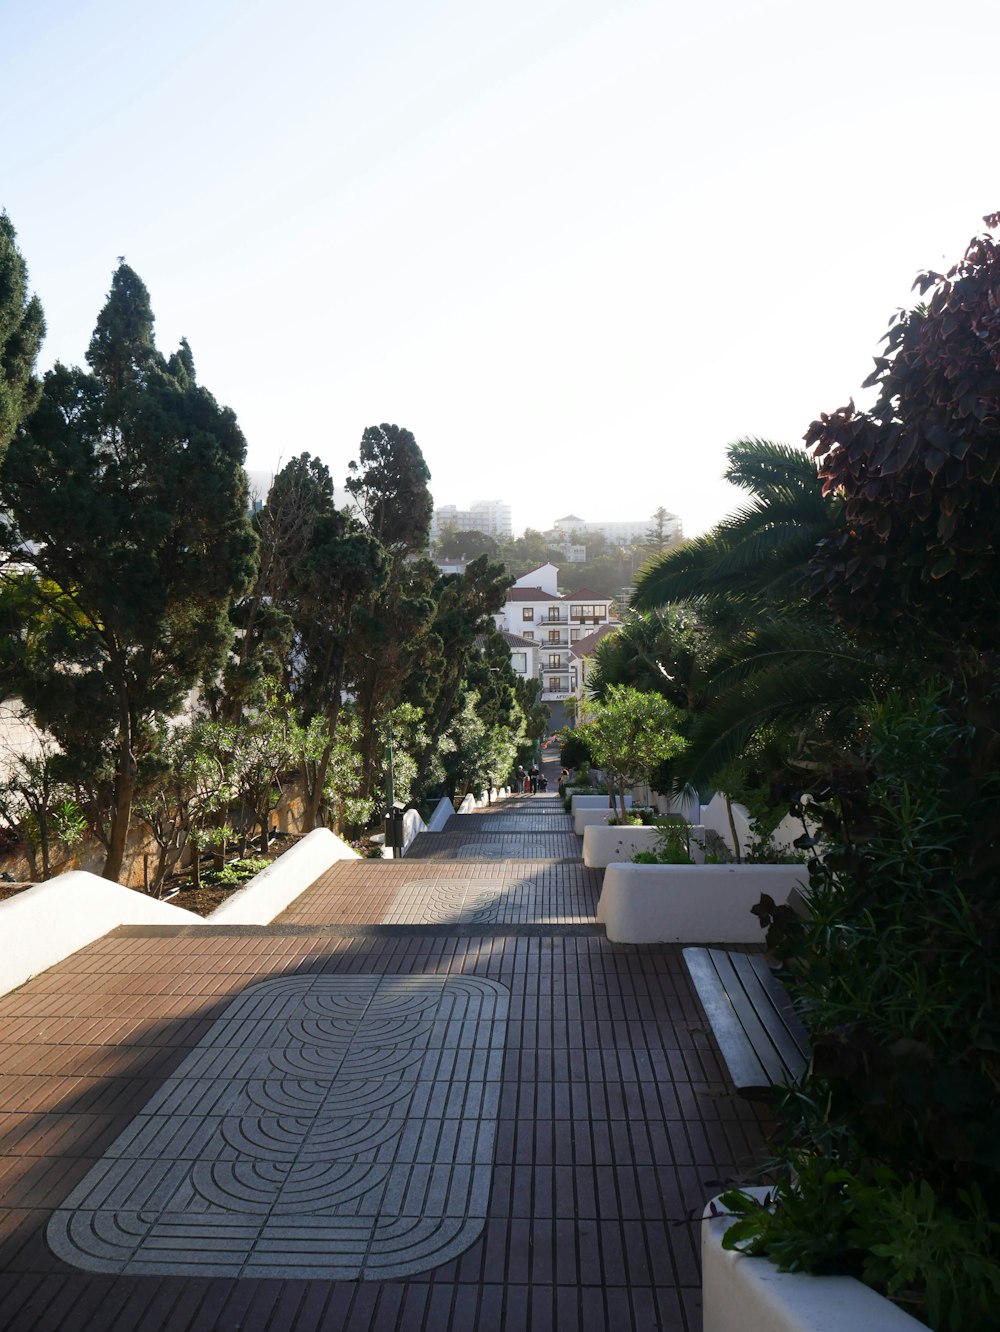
(551, 512), (682, 546)
(431, 499), (512, 541)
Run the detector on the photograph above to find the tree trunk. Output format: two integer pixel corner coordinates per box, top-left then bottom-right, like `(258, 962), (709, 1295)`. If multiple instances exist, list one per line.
(103, 728), (137, 883)
(725, 793), (742, 864)
(302, 737), (334, 833)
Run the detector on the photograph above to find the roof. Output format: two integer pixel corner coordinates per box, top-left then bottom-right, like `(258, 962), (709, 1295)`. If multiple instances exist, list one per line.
(566, 586), (606, 600)
(475, 631), (536, 651)
(571, 622), (621, 658)
(505, 587), (563, 602)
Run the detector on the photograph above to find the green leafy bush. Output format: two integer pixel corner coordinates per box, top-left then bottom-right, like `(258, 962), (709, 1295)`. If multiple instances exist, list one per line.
(719, 1161), (1000, 1331)
(632, 817), (694, 864)
(201, 856), (269, 887)
(746, 690), (1000, 1329)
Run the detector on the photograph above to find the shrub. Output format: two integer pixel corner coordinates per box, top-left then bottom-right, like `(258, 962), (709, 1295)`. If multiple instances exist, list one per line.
(201, 856), (269, 887)
(718, 1160), (1000, 1331)
(747, 690), (1000, 1328)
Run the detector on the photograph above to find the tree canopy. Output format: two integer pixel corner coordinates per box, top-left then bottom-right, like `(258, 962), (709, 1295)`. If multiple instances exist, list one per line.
(0, 263), (257, 880)
(0, 213), (45, 461)
(807, 213), (1000, 656)
(346, 422), (433, 552)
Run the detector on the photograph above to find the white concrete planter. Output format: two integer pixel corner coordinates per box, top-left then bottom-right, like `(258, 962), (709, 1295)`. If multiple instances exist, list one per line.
(583, 823), (710, 868)
(583, 824), (661, 866)
(570, 793), (629, 811)
(573, 807), (614, 835)
(703, 1192), (927, 1331)
(597, 863), (807, 943)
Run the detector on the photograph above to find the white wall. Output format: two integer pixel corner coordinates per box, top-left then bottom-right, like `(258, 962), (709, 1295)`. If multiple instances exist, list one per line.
(209, 828), (359, 924)
(0, 873), (203, 997)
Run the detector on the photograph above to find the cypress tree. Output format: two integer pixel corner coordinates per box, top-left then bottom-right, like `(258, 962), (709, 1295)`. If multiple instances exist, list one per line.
(0, 213), (45, 459)
(0, 264), (257, 881)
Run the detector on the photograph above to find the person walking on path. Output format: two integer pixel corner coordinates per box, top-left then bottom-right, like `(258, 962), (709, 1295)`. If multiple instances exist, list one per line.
(515, 765), (526, 794)
(528, 763), (539, 795)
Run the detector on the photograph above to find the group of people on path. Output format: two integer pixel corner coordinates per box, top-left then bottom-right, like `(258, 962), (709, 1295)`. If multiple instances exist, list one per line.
(513, 763), (545, 794)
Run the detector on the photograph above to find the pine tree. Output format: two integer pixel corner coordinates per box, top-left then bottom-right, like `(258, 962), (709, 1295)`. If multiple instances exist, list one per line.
(0, 213), (45, 459)
(0, 264), (257, 881)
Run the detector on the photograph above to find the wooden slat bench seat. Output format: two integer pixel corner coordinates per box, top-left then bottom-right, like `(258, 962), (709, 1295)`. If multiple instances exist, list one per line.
(683, 946), (810, 1098)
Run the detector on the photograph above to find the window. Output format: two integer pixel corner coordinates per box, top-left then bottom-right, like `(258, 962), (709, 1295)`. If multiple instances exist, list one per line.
(548, 629), (560, 643)
(523, 630), (533, 639)
(511, 652), (527, 674)
(522, 607), (534, 621)
(547, 607), (561, 621)
(548, 653), (562, 668)
(570, 629), (580, 642)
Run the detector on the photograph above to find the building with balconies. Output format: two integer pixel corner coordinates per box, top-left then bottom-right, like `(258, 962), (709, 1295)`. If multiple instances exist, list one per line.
(431, 499), (513, 542)
(496, 565), (616, 702)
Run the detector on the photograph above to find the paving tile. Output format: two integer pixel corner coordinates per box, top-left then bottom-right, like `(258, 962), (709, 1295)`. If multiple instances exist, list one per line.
(0, 759), (773, 1329)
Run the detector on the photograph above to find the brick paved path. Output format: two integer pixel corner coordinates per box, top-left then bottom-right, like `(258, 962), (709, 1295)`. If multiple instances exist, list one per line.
(0, 755), (769, 1330)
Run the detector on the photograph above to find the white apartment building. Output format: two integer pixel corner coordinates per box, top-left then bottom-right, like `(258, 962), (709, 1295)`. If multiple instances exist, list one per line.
(495, 565), (615, 701)
(431, 499), (513, 541)
(551, 512), (682, 547)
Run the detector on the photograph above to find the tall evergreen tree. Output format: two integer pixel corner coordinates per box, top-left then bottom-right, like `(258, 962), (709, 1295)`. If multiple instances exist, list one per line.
(346, 422), (433, 552)
(0, 213), (45, 460)
(0, 264), (257, 881)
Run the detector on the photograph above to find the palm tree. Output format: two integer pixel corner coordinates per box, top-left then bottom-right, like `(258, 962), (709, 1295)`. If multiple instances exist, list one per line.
(633, 438), (837, 615)
(628, 439), (884, 787)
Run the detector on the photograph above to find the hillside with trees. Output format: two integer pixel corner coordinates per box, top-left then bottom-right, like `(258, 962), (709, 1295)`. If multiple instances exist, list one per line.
(0, 229), (534, 891)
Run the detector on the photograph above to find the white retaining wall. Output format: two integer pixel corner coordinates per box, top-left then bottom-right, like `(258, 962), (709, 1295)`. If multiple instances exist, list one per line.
(209, 828), (359, 924)
(0, 873), (203, 997)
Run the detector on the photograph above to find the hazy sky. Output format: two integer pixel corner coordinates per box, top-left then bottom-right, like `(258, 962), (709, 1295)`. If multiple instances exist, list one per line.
(4, 0), (998, 536)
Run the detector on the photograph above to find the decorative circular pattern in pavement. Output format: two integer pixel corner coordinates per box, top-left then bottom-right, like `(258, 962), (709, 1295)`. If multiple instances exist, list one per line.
(47, 973), (509, 1279)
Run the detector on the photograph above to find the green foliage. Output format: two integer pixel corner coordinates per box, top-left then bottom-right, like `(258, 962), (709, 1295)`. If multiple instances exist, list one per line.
(202, 856), (269, 887)
(634, 439), (836, 616)
(719, 1163), (1000, 1331)
(0, 213), (45, 460)
(135, 719), (236, 895)
(434, 528), (500, 561)
(0, 744), (88, 880)
(585, 684), (686, 822)
(203, 676), (307, 854)
(346, 422), (432, 553)
(632, 817), (694, 863)
(766, 692), (1000, 1183)
(0, 263), (256, 881)
(558, 724), (593, 770)
(807, 214), (1000, 656)
(586, 606), (708, 714)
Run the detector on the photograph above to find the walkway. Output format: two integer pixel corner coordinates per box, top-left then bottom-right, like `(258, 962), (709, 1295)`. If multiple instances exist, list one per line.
(0, 754), (770, 1330)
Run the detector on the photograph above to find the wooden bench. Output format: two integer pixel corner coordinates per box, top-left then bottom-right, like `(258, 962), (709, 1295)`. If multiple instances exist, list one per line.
(683, 947), (810, 1098)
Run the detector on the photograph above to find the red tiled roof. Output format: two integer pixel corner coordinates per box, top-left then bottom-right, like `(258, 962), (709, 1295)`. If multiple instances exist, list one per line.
(566, 586), (606, 600)
(571, 622), (621, 657)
